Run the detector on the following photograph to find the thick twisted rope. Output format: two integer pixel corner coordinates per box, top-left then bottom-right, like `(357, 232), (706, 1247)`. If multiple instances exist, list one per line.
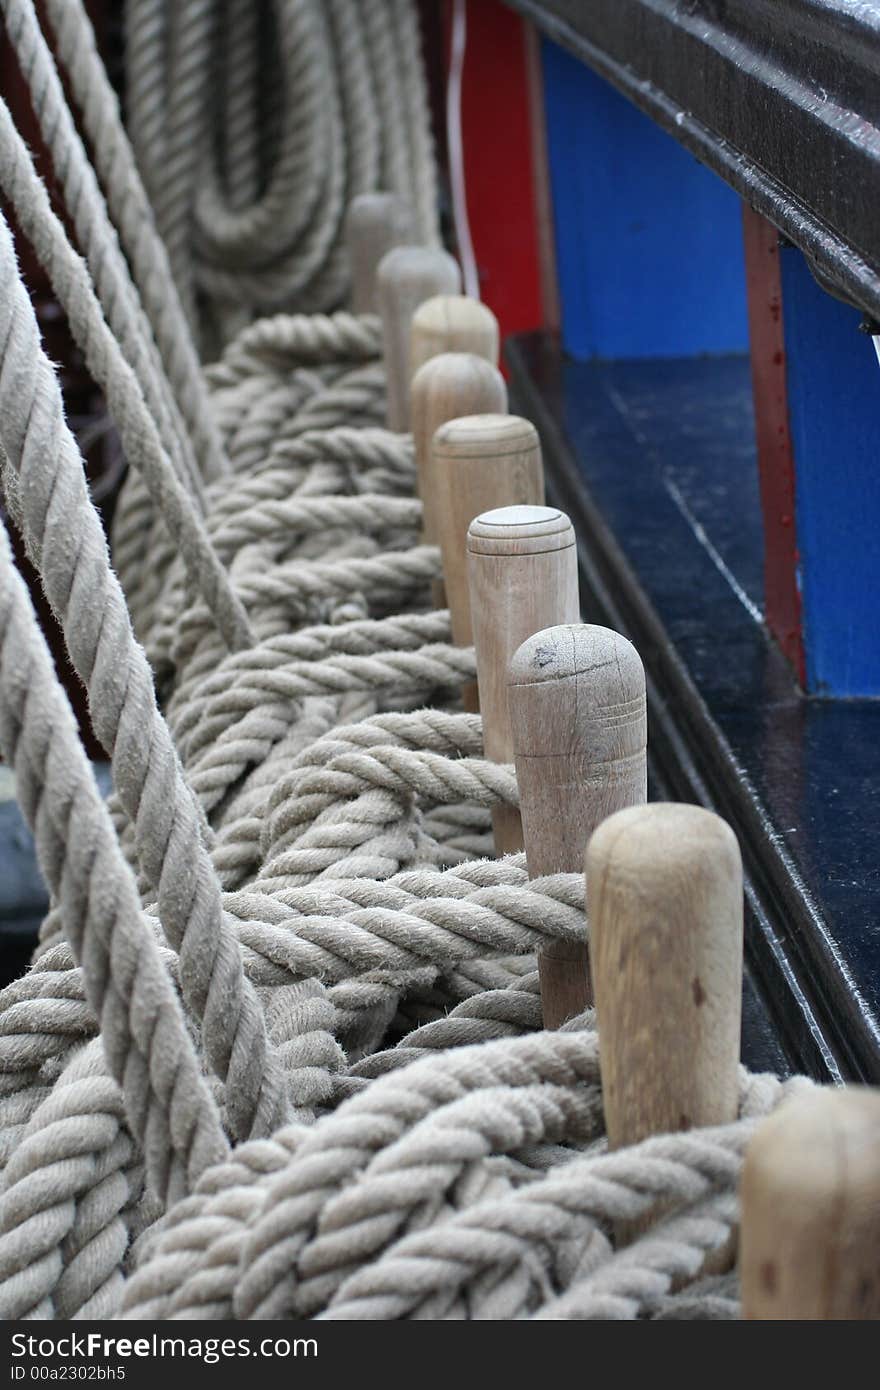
(0, 857), (577, 1147)
(0, 101), (252, 652)
(128, 426), (413, 688)
(122, 1035), (811, 1322)
(0, 1040), (140, 1319)
(316, 1076), (812, 1321)
(1, 0), (206, 501)
(123, 0), (438, 346)
(0, 213), (285, 1143)
(40, 0), (227, 480)
(0, 515), (228, 1212)
(205, 312), (381, 388)
(169, 611), (451, 752)
(157, 0), (216, 330)
(0, 0), (824, 1324)
(204, 427), (413, 534)
(177, 647), (475, 818)
(123, 0), (168, 250)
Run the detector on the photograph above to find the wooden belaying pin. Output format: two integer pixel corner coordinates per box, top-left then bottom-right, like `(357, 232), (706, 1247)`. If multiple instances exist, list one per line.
(345, 193), (413, 314)
(467, 506), (579, 855)
(411, 354), (507, 548)
(431, 414), (544, 651)
(740, 1087), (880, 1319)
(508, 624), (647, 1028)
(377, 246), (461, 431)
(588, 803), (742, 1147)
(410, 294), (499, 376)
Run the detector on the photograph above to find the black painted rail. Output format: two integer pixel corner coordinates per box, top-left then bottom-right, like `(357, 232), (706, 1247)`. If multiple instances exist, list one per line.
(508, 0), (880, 317)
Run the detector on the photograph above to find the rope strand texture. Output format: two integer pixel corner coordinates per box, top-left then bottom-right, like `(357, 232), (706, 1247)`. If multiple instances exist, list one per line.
(40, 0), (228, 480)
(0, 255), (809, 1315)
(0, 517), (227, 1241)
(124, 0), (438, 348)
(0, 96), (251, 653)
(0, 211), (285, 1144)
(1, 0), (201, 498)
(0, 0), (820, 1324)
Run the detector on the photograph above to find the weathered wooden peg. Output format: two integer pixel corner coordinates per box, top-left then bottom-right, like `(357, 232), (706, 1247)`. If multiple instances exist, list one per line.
(410, 294), (499, 376)
(411, 354), (507, 547)
(740, 1086), (880, 1319)
(508, 623), (647, 1028)
(467, 506), (580, 855)
(431, 414), (544, 649)
(345, 193), (413, 314)
(377, 247), (461, 431)
(588, 803), (742, 1153)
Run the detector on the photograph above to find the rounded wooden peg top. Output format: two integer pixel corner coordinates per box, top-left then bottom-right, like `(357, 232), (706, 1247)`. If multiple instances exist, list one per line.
(410, 294), (499, 374)
(467, 506), (578, 764)
(587, 803), (743, 1149)
(508, 622), (646, 1028)
(377, 247), (461, 431)
(467, 503), (575, 556)
(432, 415), (544, 645)
(740, 1087), (880, 1319)
(410, 353), (507, 544)
(507, 622), (647, 872)
(468, 506), (580, 861)
(345, 193), (413, 314)
(433, 411), (538, 461)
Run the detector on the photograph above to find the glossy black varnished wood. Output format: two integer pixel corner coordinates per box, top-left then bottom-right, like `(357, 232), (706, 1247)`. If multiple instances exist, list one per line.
(507, 0), (880, 322)
(508, 333), (880, 1084)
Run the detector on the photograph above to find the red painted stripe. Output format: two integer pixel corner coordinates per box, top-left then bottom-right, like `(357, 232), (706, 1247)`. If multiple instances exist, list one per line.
(742, 204), (805, 685)
(449, 0), (545, 341)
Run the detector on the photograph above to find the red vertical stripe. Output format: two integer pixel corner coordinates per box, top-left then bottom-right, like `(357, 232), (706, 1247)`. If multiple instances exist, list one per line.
(451, 0), (545, 340)
(742, 204), (805, 685)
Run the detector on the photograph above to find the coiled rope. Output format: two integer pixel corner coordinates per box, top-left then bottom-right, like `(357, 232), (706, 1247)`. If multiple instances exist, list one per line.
(0, 0), (826, 1322)
(124, 0), (439, 350)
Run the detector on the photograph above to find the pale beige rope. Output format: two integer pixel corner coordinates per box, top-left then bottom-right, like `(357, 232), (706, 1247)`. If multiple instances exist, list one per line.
(40, 0), (228, 480)
(124, 0), (438, 347)
(0, 96), (252, 654)
(0, 2), (815, 1324)
(0, 212), (285, 1143)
